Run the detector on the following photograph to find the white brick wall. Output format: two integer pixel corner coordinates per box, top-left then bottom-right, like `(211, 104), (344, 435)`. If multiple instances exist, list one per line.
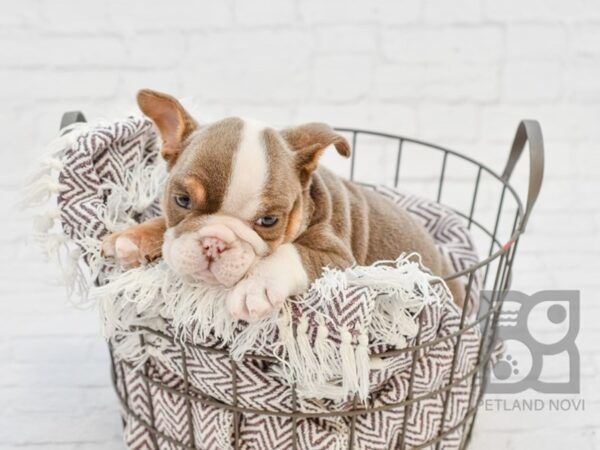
(1, 1), (598, 448)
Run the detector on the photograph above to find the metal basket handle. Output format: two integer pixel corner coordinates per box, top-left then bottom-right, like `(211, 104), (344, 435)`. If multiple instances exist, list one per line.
(60, 110), (87, 130)
(502, 120), (545, 232)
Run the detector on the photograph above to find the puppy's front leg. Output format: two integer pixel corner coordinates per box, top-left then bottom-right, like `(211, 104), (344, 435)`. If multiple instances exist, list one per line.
(227, 237), (355, 321)
(227, 243), (308, 320)
(102, 217), (167, 267)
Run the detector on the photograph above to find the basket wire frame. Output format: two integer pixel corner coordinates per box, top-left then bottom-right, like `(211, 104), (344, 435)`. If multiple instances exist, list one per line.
(61, 114), (543, 450)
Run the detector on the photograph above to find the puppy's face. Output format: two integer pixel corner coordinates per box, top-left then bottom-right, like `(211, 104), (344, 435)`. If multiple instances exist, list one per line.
(137, 89), (350, 286)
(162, 118), (305, 286)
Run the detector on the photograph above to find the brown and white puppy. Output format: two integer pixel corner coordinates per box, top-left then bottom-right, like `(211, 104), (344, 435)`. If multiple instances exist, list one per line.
(103, 90), (463, 321)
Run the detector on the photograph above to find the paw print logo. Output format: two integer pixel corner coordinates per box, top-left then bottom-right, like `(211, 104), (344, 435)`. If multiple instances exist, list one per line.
(493, 354), (519, 380)
(481, 290), (580, 394)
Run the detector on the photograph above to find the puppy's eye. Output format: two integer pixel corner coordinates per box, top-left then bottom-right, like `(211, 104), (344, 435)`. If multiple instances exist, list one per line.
(174, 195), (192, 209)
(255, 216), (278, 227)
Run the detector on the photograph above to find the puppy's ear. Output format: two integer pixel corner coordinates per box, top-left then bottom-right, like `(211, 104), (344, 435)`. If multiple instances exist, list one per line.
(281, 123), (351, 184)
(137, 89), (198, 168)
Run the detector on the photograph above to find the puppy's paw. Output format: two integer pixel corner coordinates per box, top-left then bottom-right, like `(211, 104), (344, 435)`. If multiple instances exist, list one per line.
(101, 230), (161, 268)
(226, 274), (287, 321)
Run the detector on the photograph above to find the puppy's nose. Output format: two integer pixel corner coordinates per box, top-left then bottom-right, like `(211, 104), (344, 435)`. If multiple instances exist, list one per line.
(201, 236), (228, 260)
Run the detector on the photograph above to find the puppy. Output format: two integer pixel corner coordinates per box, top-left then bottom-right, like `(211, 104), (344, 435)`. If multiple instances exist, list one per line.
(103, 90), (463, 320)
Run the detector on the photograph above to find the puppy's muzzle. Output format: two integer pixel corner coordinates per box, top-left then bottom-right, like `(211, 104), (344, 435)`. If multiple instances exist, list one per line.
(163, 216), (269, 287)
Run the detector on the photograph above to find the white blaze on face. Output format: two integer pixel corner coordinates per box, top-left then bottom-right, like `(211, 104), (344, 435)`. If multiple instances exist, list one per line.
(220, 119), (268, 221)
(162, 119), (273, 286)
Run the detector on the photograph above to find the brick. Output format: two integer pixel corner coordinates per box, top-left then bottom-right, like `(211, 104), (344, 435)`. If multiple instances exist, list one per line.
(294, 103), (373, 176)
(125, 33), (186, 69)
(572, 26), (600, 61)
(417, 104), (479, 142)
(0, 310), (101, 338)
(483, 0), (546, 21)
(106, 0), (231, 30)
(381, 26), (503, 64)
(0, 70), (119, 100)
(81, 386), (120, 410)
(506, 25), (568, 60)
(295, 103), (371, 129)
(234, 0), (296, 26)
(1, 442), (125, 450)
(502, 61), (562, 102)
(367, 104), (417, 136)
(311, 55), (372, 102)
(484, 0), (600, 22)
(566, 62), (600, 103)
(183, 30), (312, 102)
(75, 443), (126, 450)
(377, 0), (421, 24)
(0, 283), (70, 314)
(0, 71), (34, 99)
(299, 0), (377, 24)
(40, 0), (114, 32)
(0, 32), (44, 68)
(187, 29), (312, 64)
(182, 62), (310, 102)
(0, 362), (112, 388)
(545, 140), (584, 178)
(0, 0), (40, 27)
(119, 70), (181, 101)
(481, 105), (600, 142)
(423, 0), (482, 23)
(316, 26), (378, 54)
(0, 410), (122, 444)
(469, 431), (512, 450)
(46, 36), (128, 68)
(12, 337), (94, 362)
(2, 387), (85, 413)
(375, 63), (499, 102)
(574, 140), (600, 177)
(89, 340), (111, 363)
(0, 340), (11, 361)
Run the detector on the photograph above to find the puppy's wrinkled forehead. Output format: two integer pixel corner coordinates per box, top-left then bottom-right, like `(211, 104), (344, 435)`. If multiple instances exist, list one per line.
(171, 117), (291, 220)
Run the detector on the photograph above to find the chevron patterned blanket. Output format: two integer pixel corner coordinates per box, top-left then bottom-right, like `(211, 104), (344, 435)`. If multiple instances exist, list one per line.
(28, 117), (483, 449)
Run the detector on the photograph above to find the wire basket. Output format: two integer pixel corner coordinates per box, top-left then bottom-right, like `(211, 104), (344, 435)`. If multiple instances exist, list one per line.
(59, 113), (544, 449)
